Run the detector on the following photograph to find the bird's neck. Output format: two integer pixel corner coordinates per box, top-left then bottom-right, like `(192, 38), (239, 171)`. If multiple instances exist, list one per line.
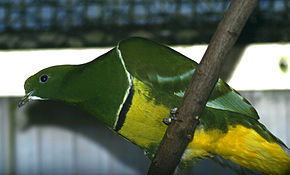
(70, 48), (132, 128)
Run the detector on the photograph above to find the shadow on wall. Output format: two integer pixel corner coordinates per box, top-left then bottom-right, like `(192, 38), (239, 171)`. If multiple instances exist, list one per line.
(220, 45), (247, 82)
(16, 100), (150, 175)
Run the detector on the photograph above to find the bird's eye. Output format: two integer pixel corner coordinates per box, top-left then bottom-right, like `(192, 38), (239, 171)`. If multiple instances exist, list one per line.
(40, 74), (49, 83)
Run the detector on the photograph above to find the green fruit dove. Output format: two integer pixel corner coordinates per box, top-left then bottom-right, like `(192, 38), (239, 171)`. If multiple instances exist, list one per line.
(19, 37), (290, 175)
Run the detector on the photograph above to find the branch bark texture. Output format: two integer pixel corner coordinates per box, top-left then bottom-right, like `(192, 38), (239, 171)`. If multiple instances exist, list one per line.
(147, 0), (258, 174)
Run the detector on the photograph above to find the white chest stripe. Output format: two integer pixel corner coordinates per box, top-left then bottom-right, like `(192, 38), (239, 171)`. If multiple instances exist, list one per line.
(114, 43), (133, 129)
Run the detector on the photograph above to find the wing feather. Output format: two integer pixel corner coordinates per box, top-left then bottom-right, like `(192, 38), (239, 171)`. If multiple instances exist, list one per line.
(118, 37), (259, 120)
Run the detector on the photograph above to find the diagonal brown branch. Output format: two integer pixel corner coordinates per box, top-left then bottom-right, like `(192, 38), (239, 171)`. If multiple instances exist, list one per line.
(147, 0), (259, 174)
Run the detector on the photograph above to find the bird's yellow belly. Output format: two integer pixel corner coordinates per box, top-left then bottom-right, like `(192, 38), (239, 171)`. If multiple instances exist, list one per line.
(185, 125), (290, 175)
(118, 78), (290, 175)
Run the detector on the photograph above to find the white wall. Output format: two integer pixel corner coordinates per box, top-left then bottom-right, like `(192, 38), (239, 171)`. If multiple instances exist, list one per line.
(0, 43), (290, 96)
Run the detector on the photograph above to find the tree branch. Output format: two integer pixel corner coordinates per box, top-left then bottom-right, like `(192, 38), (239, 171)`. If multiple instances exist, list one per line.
(147, 0), (258, 174)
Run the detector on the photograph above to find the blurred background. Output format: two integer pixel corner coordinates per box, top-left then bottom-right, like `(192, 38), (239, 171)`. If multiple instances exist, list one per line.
(0, 0), (289, 174)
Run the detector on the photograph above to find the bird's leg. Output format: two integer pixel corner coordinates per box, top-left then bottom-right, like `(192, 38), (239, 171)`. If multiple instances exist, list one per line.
(163, 107), (183, 125)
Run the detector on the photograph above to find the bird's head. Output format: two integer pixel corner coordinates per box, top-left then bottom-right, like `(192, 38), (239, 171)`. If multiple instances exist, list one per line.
(19, 65), (75, 107)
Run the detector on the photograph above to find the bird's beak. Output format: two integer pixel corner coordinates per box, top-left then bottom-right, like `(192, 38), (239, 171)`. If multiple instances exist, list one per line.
(18, 90), (34, 108)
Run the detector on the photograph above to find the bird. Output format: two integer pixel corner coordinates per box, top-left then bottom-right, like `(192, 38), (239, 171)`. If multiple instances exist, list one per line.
(19, 37), (290, 175)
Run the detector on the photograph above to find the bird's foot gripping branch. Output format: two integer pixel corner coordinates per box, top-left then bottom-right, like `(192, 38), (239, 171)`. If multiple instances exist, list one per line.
(163, 108), (183, 125)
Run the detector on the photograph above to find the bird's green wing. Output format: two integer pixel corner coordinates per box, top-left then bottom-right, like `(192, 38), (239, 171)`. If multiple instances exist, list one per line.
(117, 37), (259, 120)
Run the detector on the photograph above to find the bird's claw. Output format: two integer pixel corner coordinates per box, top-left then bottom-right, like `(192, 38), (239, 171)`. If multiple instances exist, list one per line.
(163, 107), (183, 125)
(170, 107), (178, 117)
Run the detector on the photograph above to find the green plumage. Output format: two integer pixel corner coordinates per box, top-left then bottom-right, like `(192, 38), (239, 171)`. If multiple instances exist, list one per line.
(118, 38), (273, 141)
(20, 37), (290, 175)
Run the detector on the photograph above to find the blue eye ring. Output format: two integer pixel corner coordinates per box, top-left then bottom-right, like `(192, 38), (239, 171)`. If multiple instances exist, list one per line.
(40, 74), (49, 83)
